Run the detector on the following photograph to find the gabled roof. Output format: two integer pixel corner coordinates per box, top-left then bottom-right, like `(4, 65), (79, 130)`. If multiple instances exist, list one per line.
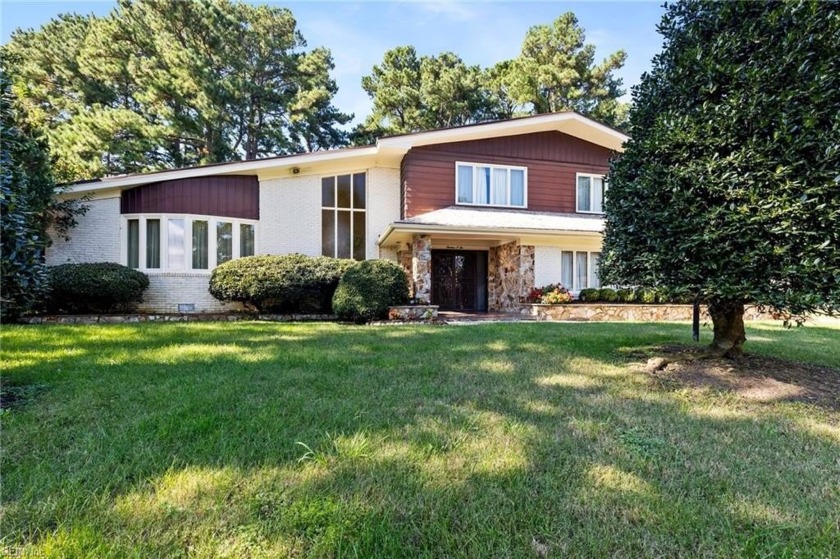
(66, 112), (628, 194)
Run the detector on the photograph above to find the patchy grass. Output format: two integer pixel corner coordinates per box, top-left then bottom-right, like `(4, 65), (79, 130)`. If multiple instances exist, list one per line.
(1, 321), (838, 558)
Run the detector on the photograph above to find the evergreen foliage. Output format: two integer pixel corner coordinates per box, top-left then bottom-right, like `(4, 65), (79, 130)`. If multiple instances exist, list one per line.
(0, 70), (86, 322)
(2, 0), (351, 182)
(209, 254), (355, 313)
(354, 13), (628, 140)
(601, 0), (840, 355)
(332, 260), (409, 323)
(45, 263), (150, 314)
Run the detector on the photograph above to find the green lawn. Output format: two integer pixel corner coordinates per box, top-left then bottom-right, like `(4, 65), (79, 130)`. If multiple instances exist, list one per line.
(2, 321), (838, 558)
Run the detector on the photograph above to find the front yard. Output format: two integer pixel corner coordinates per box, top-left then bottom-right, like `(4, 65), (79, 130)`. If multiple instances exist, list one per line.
(2, 321), (838, 558)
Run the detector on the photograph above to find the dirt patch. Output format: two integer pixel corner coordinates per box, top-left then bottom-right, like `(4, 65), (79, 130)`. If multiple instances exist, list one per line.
(636, 346), (840, 410)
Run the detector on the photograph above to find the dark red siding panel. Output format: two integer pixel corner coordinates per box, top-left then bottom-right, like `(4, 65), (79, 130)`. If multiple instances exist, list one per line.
(120, 175), (259, 220)
(401, 131), (613, 217)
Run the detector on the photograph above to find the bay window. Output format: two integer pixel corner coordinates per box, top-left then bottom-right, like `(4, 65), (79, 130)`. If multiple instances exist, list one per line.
(124, 214), (257, 272)
(456, 162), (527, 208)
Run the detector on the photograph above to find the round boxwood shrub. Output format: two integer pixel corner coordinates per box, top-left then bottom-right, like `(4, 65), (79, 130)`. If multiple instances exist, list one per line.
(578, 288), (600, 302)
(209, 254), (355, 313)
(597, 288), (618, 302)
(332, 259), (409, 323)
(46, 262), (150, 314)
(616, 288), (637, 303)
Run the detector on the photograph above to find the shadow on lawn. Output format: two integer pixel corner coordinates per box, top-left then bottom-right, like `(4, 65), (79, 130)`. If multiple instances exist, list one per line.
(2, 322), (839, 557)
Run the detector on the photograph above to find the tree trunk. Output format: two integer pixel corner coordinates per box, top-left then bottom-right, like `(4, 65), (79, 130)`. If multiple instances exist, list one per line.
(708, 300), (747, 357)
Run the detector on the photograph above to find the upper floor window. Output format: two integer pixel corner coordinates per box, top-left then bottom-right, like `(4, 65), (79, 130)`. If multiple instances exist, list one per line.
(322, 172), (366, 260)
(456, 162), (527, 209)
(125, 214), (256, 272)
(576, 173), (607, 214)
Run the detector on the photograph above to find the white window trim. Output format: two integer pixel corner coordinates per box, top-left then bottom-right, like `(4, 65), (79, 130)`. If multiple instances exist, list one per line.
(575, 172), (607, 215)
(121, 213), (258, 274)
(320, 171), (367, 261)
(455, 161), (528, 209)
(559, 250), (602, 293)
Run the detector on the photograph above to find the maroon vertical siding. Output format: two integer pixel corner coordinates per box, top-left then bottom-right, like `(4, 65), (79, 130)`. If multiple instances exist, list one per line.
(400, 131), (613, 217)
(120, 175), (259, 220)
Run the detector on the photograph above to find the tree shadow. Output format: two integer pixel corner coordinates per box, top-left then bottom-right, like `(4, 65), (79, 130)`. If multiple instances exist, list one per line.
(2, 322), (838, 557)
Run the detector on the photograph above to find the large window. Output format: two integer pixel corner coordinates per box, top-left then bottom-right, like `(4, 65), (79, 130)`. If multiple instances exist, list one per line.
(124, 215), (257, 271)
(576, 173), (607, 214)
(322, 172), (366, 260)
(456, 162), (526, 208)
(560, 250), (601, 292)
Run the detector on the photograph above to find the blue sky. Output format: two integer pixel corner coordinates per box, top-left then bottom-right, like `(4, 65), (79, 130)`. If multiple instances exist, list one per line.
(1, 1), (666, 125)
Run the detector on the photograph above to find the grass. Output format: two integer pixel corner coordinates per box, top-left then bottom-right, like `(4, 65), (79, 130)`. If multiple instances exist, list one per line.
(1, 320), (838, 558)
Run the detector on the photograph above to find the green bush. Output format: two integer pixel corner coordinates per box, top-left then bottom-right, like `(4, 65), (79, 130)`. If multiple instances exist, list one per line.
(209, 254), (354, 313)
(597, 288), (618, 302)
(578, 288), (600, 302)
(616, 288), (636, 303)
(332, 260), (409, 323)
(46, 262), (149, 314)
(636, 288), (658, 304)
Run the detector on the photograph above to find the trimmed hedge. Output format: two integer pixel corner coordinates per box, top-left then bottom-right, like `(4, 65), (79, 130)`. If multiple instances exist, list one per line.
(616, 288), (637, 303)
(332, 260), (409, 323)
(46, 262), (149, 314)
(578, 288), (600, 302)
(209, 254), (355, 313)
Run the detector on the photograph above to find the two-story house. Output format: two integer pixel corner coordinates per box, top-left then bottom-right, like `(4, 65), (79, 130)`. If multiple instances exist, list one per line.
(47, 112), (627, 313)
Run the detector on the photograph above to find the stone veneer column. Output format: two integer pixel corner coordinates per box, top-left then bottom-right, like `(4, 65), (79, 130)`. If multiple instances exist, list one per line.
(396, 243), (413, 292)
(411, 235), (432, 303)
(488, 241), (535, 312)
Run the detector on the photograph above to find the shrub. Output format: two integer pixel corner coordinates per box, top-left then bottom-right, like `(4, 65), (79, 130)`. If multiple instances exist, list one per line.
(578, 288), (600, 302)
(616, 288), (636, 303)
(46, 262), (149, 313)
(209, 254), (354, 313)
(636, 288), (658, 304)
(332, 259), (409, 323)
(527, 283), (572, 304)
(597, 288), (618, 302)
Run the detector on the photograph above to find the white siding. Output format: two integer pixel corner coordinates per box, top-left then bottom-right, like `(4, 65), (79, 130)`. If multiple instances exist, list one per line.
(46, 196), (121, 265)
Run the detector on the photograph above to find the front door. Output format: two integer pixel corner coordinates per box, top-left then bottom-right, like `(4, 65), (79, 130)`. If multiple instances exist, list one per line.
(431, 250), (487, 311)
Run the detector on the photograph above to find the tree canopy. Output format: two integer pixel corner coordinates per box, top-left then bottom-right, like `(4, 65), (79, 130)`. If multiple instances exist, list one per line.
(355, 12), (628, 140)
(600, 0), (840, 356)
(2, 0), (351, 182)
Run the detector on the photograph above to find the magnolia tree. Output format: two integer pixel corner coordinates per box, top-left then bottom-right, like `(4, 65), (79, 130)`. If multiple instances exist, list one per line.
(601, 1), (840, 356)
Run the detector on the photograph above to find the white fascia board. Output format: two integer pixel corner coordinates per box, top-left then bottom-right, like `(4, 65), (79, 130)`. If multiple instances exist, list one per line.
(65, 147), (380, 195)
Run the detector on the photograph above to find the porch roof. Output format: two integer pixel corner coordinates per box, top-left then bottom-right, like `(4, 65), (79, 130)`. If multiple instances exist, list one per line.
(378, 206), (604, 246)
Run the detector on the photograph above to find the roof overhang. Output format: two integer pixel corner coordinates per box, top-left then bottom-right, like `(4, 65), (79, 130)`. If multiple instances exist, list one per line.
(378, 222), (603, 248)
(64, 112), (628, 195)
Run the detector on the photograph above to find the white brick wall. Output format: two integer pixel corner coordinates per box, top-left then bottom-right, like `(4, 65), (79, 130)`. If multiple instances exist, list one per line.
(46, 196), (121, 265)
(534, 246), (564, 287)
(258, 167), (401, 261)
(139, 273), (242, 313)
(366, 167), (401, 260)
(258, 175), (322, 257)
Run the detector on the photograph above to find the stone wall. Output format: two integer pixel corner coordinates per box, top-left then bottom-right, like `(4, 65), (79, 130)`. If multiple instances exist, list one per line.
(411, 235), (432, 303)
(488, 241), (535, 312)
(387, 305), (439, 321)
(527, 304), (777, 322)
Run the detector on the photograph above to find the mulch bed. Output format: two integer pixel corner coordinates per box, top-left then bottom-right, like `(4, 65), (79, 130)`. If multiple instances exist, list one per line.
(636, 345), (840, 411)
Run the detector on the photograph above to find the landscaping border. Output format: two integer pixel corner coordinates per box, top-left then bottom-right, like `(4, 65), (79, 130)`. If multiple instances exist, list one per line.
(524, 303), (777, 322)
(20, 313), (336, 324)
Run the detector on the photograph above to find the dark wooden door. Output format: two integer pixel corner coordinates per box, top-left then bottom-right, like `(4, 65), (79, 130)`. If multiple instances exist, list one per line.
(431, 251), (486, 310)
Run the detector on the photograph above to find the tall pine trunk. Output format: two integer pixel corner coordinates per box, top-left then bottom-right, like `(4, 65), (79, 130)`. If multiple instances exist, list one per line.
(708, 300), (746, 357)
